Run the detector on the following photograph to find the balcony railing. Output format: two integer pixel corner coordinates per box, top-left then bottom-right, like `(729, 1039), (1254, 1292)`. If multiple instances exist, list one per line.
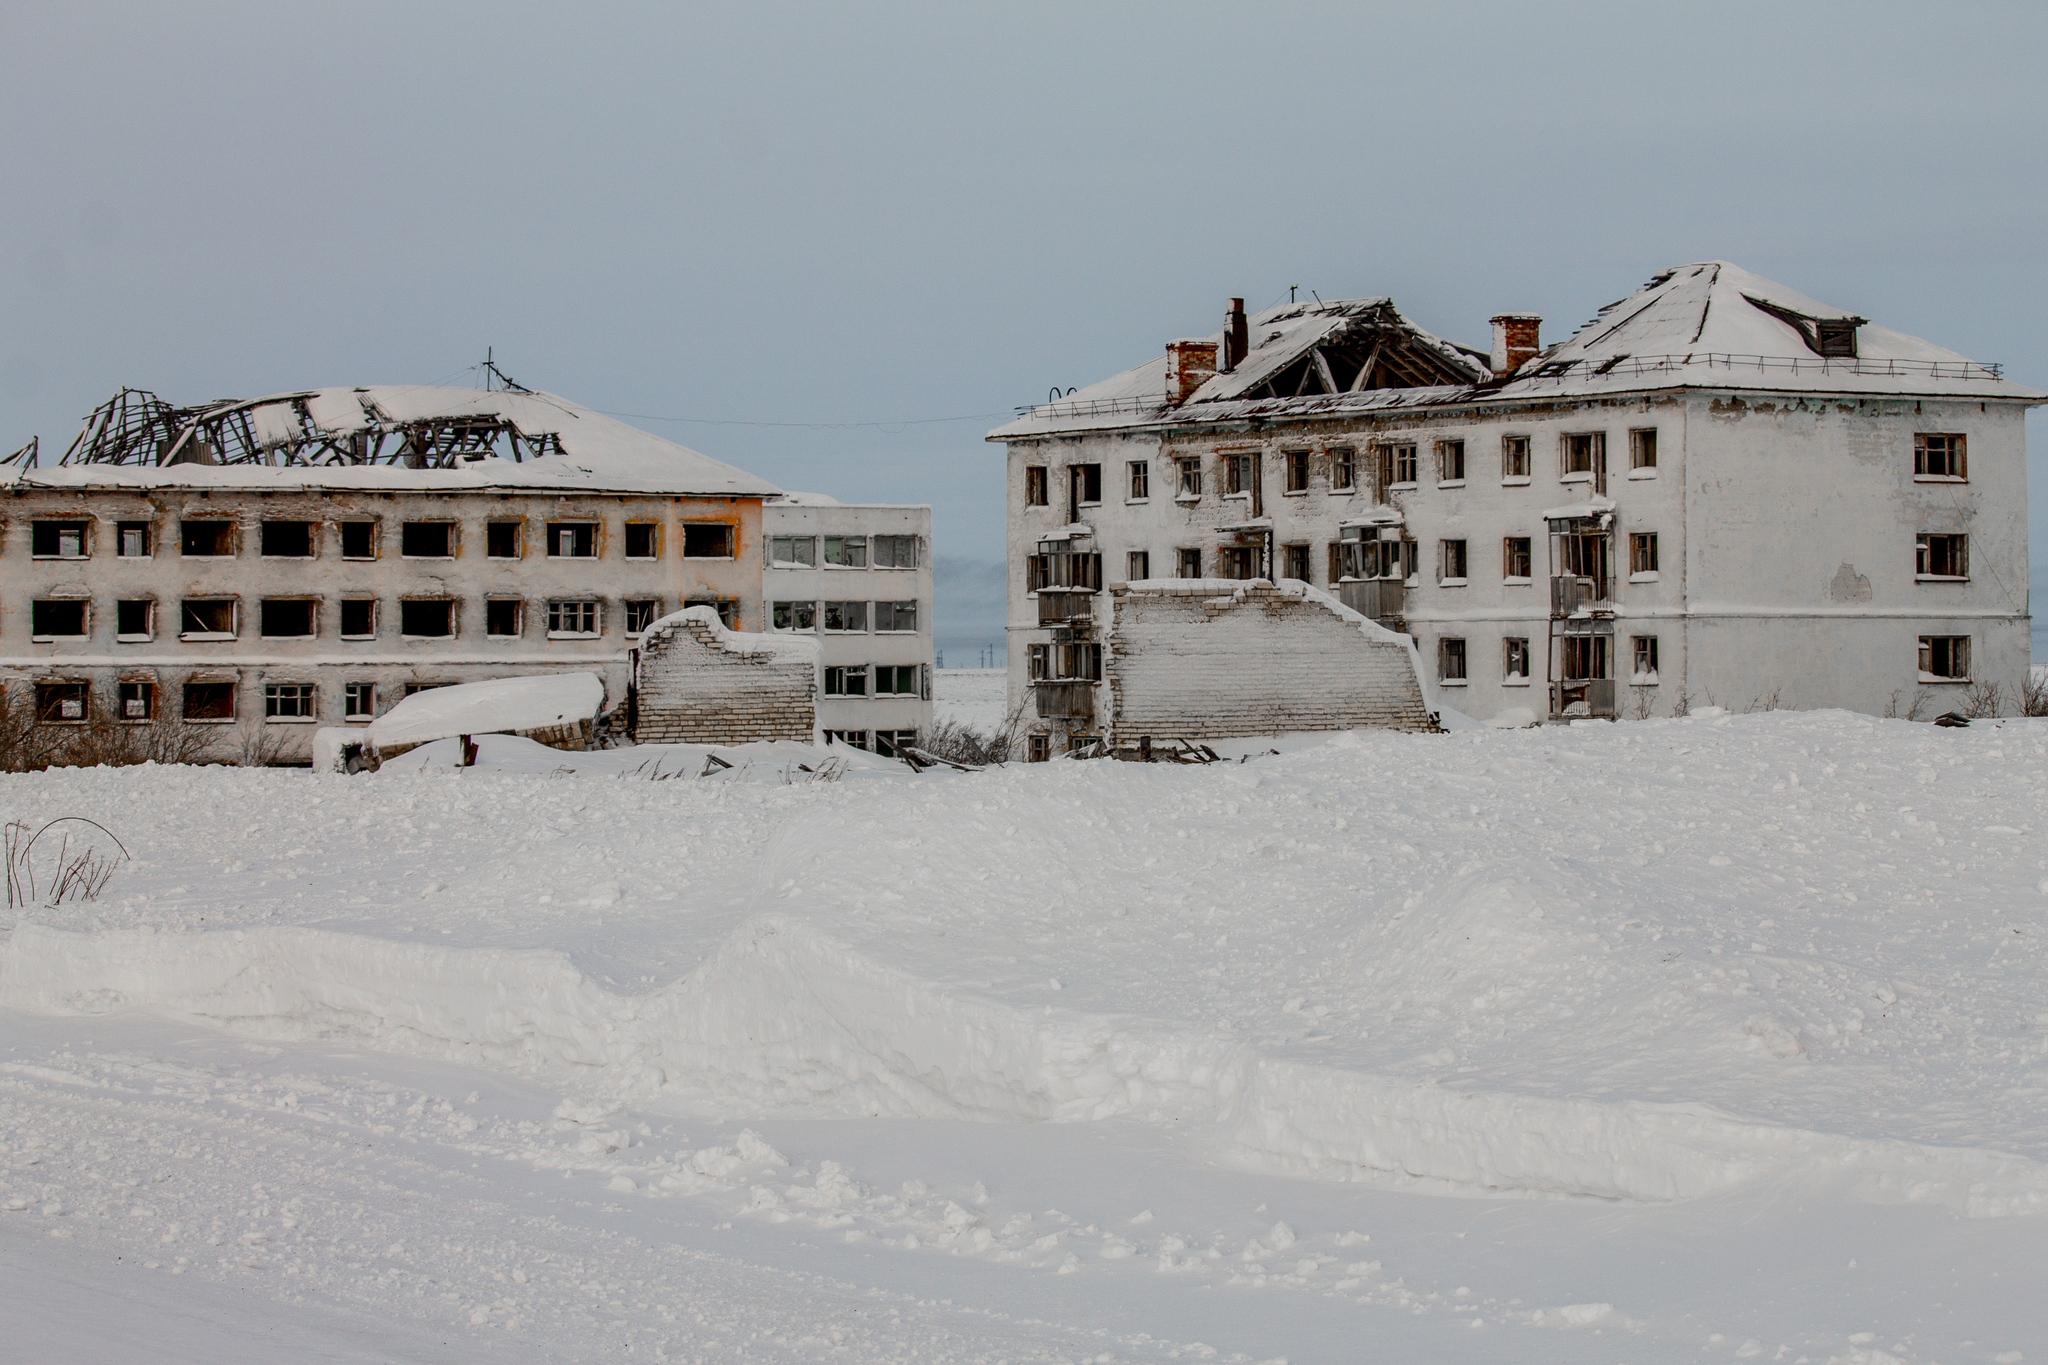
(1550, 574), (1614, 616)
(1335, 578), (1405, 625)
(1037, 591), (1096, 627)
(1033, 680), (1096, 719)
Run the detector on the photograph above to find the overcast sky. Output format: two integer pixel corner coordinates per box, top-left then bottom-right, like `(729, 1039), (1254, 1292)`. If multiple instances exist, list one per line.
(4, 2), (2045, 621)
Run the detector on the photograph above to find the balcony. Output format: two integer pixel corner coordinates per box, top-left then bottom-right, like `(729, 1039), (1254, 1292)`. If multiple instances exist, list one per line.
(1335, 578), (1404, 626)
(1033, 680), (1095, 720)
(1552, 678), (1616, 720)
(1550, 574), (1613, 616)
(1037, 591), (1096, 627)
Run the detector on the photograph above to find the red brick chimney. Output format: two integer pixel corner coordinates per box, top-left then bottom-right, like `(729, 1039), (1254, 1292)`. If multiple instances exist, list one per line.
(1490, 313), (1541, 376)
(1223, 297), (1249, 372)
(1165, 339), (1219, 405)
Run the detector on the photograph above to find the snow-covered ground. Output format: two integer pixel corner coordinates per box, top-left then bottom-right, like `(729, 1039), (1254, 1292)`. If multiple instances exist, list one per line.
(1, 697), (2045, 1362)
(932, 667), (1010, 734)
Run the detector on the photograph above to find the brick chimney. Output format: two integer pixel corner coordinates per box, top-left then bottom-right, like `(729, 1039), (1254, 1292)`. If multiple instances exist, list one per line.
(1490, 313), (1541, 376)
(1223, 297), (1249, 372)
(1165, 339), (1219, 405)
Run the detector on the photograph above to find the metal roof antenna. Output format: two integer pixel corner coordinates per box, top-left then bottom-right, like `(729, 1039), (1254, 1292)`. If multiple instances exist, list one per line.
(1290, 285), (1298, 304)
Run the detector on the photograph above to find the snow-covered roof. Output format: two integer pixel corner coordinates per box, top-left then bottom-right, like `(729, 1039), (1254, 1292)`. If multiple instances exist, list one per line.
(10, 386), (782, 498)
(989, 263), (2040, 442)
(365, 672), (606, 752)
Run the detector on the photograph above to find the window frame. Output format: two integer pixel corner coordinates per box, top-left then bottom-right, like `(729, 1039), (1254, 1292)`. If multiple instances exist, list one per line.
(1629, 531), (1660, 577)
(30, 520), (91, 560)
(343, 681), (376, 722)
(822, 600), (870, 633)
(1380, 442), (1419, 488)
(1438, 538), (1469, 586)
(1128, 460), (1150, 501)
(1914, 433), (1967, 481)
(772, 600), (818, 632)
(258, 520), (317, 559)
(1916, 532), (1969, 580)
(119, 681), (154, 722)
(622, 522), (660, 560)
(258, 597), (319, 640)
(116, 521), (151, 558)
(1176, 547), (1201, 578)
(824, 664), (871, 697)
(29, 597), (90, 641)
(263, 682), (319, 722)
(485, 520), (522, 560)
(1918, 634), (1971, 682)
(338, 521), (378, 560)
(1561, 431), (1605, 480)
(178, 597), (238, 641)
(770, 535), (817, 568)
(1282, 543), (1311, 582)
(1438, 636), (1468, 684)
(545, 521), (598, 559)
(1283, 449), (1310, 494)
(485, 597), (524, 638)
(872, 535), (920, 569)
(1503, 636), (1532, 684)
(545, 598), (601, 638)
(1435, 439), (1466, 485)
(182, 680), (238, 723)
(1629, 428), (1659, 473)
(623, 599), (660, 635)
(874, 600), (918, 633)
(338, 598), (378, 640)
(1503, 536), (1533, 582)
(1127, 550), (1150, 581)
(1175, 457), (1203, 499)
(1025, 465), (1049, 506)
(1631, 635), (1661, 683)
(397, 597), (457, 640)
(822, 535), (868, 569)
(1501, 434), (1532, 482)
(36, 681), (91, 724)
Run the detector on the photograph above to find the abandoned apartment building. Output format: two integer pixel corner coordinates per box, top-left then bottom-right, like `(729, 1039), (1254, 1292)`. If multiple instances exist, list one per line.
(0, 383), (932, 761)
(989, 261), (2038, 750)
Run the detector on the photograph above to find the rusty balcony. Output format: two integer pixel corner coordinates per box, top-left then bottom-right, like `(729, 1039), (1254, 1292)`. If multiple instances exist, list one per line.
(1032, 680), (1096, 720)
(1037, 591), (1096, 627)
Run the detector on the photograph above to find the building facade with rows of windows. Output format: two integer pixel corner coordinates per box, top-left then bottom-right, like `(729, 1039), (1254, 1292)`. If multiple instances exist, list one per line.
(989, 263), (2038, 749)
(1, 385), (784, 761)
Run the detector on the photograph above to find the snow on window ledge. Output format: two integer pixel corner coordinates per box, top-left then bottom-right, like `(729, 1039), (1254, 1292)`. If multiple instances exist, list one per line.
(1914, 574), (1969, 583)
(1627, 467), (1658, 480)
(547, 631), (602, 641)
(1913, 475), (1967, 484)
(1174, 493), (1201, 504)
(1503, 576), (1532, 586)
(1629, 571), (1661, 583)
(1918, 671), (1970, 684)
(1387, 482), (1418, 492)
(1280, 489), (1309, 497)
(1502, 676), (1531, 687)
(1501, 477), (1531, 487)
(1437, 479), (1467, 490)
(1438, 577), (1468, 588)
(1437, 677), (1468, 687)
(1559, 471), (1593, 484)
(1125, 498), (1150, 506)
(115, 633), (152, 643)
(1629, 671), (1660, 686)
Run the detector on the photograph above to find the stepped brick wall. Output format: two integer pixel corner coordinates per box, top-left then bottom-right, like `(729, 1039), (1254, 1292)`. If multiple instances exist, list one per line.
(635, 610), (815, 743)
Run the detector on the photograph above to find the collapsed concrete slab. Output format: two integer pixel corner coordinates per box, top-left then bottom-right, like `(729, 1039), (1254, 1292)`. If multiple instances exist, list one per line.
(364, 672), (607, 761)
(634, 606), (817, 744)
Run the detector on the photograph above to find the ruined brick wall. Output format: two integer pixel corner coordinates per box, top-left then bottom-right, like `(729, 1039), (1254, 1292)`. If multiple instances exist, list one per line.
(634, 610), (816, 743)
(1107, 581), (1431, 738)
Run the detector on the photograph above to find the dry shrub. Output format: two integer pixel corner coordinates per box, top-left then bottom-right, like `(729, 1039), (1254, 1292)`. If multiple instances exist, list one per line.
(0, 692), (227, 772)
(917, 695), (1031, 768)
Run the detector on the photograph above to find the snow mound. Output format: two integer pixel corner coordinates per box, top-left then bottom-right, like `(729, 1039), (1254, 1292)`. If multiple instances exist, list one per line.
(365, 673), (604, 752)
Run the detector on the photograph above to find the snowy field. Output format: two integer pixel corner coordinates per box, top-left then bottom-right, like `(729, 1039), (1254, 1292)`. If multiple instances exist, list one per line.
(933, 667), (1011, 734)
(1, 700), (2045, 1362)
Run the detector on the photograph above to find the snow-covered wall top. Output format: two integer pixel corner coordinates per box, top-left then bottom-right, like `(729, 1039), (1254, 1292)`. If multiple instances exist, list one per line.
(364, 672), (606, 751)
(10, 387), (783, 498)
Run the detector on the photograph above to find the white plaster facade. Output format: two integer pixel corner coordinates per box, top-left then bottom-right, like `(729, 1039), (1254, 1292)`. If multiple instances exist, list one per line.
(990, 263), (2040, 744)
(761, 497), (932, 752)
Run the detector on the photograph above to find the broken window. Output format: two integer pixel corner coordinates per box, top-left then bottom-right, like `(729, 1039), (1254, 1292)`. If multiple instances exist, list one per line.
(36, 682), (88, 723)
(824, 729), (871, 751)
(1379, 443), (1418, 487)
(31, 521), (89, 558)
(1027, 551), (1101, 591)
(183, 681), (236, 722)
(1284, 450), (1309, 493)
(1283, 543), (1311, 581)
(402, 521), (456, 557)
(180, 598), (236, 638)
(875, 665), (922, 696)
(1025, 466), (1048, 506)
(1128, 461), (1150, 500)
(1224, 454), (1256, 497)
(873, 729), (920, 758)
(1069, 464), (1103, 507)
(1504, 637), (1531, 680)
(1127, 550), (1150, 581)
(1631, 635), (1660, 682)
(1917, 533), (1968, 578)
(180, 520), (236, 556)
(546, 599), (599, 636)
(339, 599), (376, 639)
(1054, 641), (1102, 681)
(825, 665), (870, 697)
(872, 535), (920, 569)
(1331, 448), (1356, 491)
(120, 682), (153, 721)
(1027, 643), (1049, 681)
(824, 601), (870, 632)
(31, 599), (88, 639)
(1630, 429), (1658, 470)
(1629, 532), (1659, 575)
(772, 601), (816, 631)
(1177, 547), (1203, 578)
(344, 682), (375, 721)
(1026, 733), (1051, 763)
(686, 597), (738, 627)
(1217, 546), (1258, 580)
(116, 600), (153, 639)
(264, 683), (316, 720)
(1919, 634), (1970, 681)
(1438, 539), (1468, 584)
(339, 521), (377, 559)
(1562, 432), (1605, 478)
(1176, 458), (1202, 498)
(823, 536), (867, 568)
(1334, 532), (1410, 583)
(1436, 440), (1466, 483)
(1560, 634), (1610, 682)
(1915, 434), (1966, 479)
(547, 522), (596, 558)
(1504, 536), (1532, 580)
(399, 599), (456, 638)
(260, 521), (314, 557)
(260, 599), (316, 638)
(118, 522), (150, 557)
(771, 536), (816, 567)
(624, 523), (659, 558)
(487, 521), (521, 558)
(1502, 435), (1531, 480)
(486, 599), (523, 637)
(624, 600), (658, 634)
(875, 600), (918, 632)
(1438, 637), (1467, 682)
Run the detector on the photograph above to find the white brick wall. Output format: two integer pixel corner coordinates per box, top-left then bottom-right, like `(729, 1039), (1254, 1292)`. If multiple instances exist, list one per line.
(635, 612), (815, 743)
(1108, 581), (1431, 738)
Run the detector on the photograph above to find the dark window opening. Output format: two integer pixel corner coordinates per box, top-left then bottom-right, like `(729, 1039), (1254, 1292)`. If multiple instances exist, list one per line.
(824, 729), (871, 751)
(1438, 539), (1468, 582)
(339, 522), (377, 559)
(36, 682), (88, 723)
(1127, 550), (1150, 581)
(873, 729), (920, 758)
(486, 599), (522, 637)
(1561, 634), (1611, 682)
(876, 665), (922, 696)
(117, 522), (151, 557)
(1920, 635), (1970, 681)
(401, 521), (455, 558)
(1283, 544), (1311, 581)
(183, 681), (236, 721)
(180, 520), (235, 556)
(1436, 440), (1466, 483)
(1217, 546), (1257, 580)
(825, 665), (869, 697)
(686, 597), (737, 627)
(1502, 435), (1531, 479)
(32, 521), (89, 558)
(181, 599), (235, 636)
(1563, 432), (1605, 477)
(119, 682), (153, 721)
(773, 601), (816, 631)
(260, 599), (316, 638)
(116, 600), (153, 637)
(1285, 450), (1310, 493)
(31, 599), (88, 638)
(1630, 429), (1658, 470)
(681, 523), (731, 558)
(1027, 733), (1051, 763)
(1630, 532), (1660, 574)
(486, 522), (520, 558)
(1504, 537), (1533, 579)
(1068, 463), (1102, 508)
(339, 600), (376, 638)
(1915, 433), (1966, 479)
(399, 599), (455, 637)
(1176, 547), (1201, 578)
(1331, 448), (1356, 491)
(624, 523), (659, 558)
(1128, 461), (1150, 500)
(1224, 453), (1256, 496)
(1439, 637), (1468, 681)
(344, 682), (375, 721)
(1917, 533), (1968, 578)
(624, 600), (658, 634)
(260, 521), (314, 557)
(1025, 466), (1048, 506)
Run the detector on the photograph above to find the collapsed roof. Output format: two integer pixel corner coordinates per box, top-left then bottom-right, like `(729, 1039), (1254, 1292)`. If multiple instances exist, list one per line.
(8, 384), (780, 498)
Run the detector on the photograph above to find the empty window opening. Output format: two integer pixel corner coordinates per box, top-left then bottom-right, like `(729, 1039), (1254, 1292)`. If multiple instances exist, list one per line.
(119, 682), (153, 721)
(1504, 536), (1533, 580)
(875, 664), (922, 696)
(1027, 733), (1051, 763)
(771, 535), (816, 567)
(402, 521), (455, 558)
(1176, 458), (1203, 498)
(547, 522), (595, 558)
(1284, 450), (1310, 493)
(32, 521), (89, 558)
(1128, 461), (1150, 500)
(872, 535), (920, 569)
(1217, 546), (1258, 580)
(1069, 463), (1103, 509)
(1283, 543), (1311, 582)
(339, 599), (376, 639)
(1560, 634), (1611, 682)
(1562, 432), (1606, 479)
(1025, 466), (1049, 506)
(823, 535), (867, 568)
(265, 683), (317, 720)
(1438, 539), (1468, 583)
(399, 599), (455, 638)
(1920, 635), (1970, 682)
(682, 522), (732, 558)
(116, 600), (154, 639)
(1917, 533), (1968, 578)
(873, 729), (920, 759)
(1630, 429), (1658, 470)
(1439, 637), (1468, 682)
(1915, 433), (1966, 479)
(31, 599), (88, 639)
(1127, 550), (1150, 581)
(1436, 440), (1466, 483)
(546, 600), (600, 636)
(1223, 453), (1257, 497)
(118, 522), (151, 557)
(1504, 637), (1531, 680)
(260, 521), (314, 557)
(183, 681), (236, 722)
(824, 601), (870, 632)
(486, 599), (523, 637)
(1177, 547), (1202, 578)
(825, 729), (871, 751)
(1027, 642), (1049, 681)
(37, 682), (89, 723)
(1331, 447), (1357, 491)
(825, 665), (869, 697)
(875, 600), (918, 632)
(1631, 635), (1660, 682)
(1630, 532), (1660, 575)
(260, 599), (316, 638)
(343, 682), (375, 721)
(623, 600), (658, 634)
(486, 521), (521, 559)
(339, 521), (377, 559)
(623, 523), (659, 558)
(180, 599), (236, 638)
(686, 597), (737, 628)
(1502, 435), (1531, 480)
(773, 601), (817, 631)
(180, 520), (236, 556)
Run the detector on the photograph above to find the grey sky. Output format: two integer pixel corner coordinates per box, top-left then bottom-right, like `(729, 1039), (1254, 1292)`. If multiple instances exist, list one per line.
(4, 2), (2045, 648)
